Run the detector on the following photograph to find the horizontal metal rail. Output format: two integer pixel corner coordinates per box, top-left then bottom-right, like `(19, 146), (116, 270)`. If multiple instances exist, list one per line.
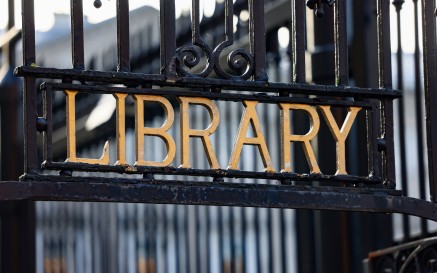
(16, 67), (402, 99)
(42, 82), (377, 106)
(4, 179), (437, 221)
(42, 162), (382, 184)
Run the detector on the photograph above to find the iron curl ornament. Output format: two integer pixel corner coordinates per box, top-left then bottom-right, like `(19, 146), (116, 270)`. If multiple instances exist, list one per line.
(173, 0), (254, 80)
(366, 237), (437, 273)
(175, 41), (214, 78)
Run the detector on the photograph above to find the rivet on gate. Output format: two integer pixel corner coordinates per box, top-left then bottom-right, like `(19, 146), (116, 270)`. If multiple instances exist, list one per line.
(94, 0), (102, 9)
(36, 117), (47, 132)
(377, 138), (387, 152)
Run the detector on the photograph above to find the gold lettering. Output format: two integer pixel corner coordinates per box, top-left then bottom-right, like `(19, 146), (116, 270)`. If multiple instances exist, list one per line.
(279, 103), (320, 174)
(65, 90), (110, 164)
(319, 106), (361, 175)
(178, 97), (220, 169)
(228, 101), (275, 172)
(114, 93), (128, 166)
(134, 95), (176, 167)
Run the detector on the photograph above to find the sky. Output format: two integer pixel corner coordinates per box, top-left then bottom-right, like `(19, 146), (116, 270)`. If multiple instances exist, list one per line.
(0, 0), (419, 53)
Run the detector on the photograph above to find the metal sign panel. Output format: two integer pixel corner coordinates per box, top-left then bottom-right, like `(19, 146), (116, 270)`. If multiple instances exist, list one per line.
(40, 82), (380, 184)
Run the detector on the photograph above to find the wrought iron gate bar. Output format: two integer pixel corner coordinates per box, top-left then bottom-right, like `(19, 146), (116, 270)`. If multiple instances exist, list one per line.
(71, 0), (85, 69)
(393, 0), (410, 242)
(334, 0), (348, 86)
(21, 0), (38, 176)
(377, 0), (396, 188)
(421, 0), (437, 202)
(413, 0), (428, 234)
(291, 0), (306, 83)
(116, 0), (130, 72)
(160, 0), (176, 76)
(249, 0), (268, 81)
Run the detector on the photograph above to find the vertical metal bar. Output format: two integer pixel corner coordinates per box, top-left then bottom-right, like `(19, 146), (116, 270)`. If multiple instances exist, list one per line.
(192, 0), (202, 41)
(218, 206), (224, 273)
(241, 207), (247, 273)
(280, 210), (287, 273)
(254, 209), (261, 273)
(186, 206), (193, 273)
(229, 207), (236, 273)
(43, 87), (53, 164)
(216, 99), (226, 273)
(421, 0), (437, 202)
(413, 0), (428, 235)
(376, 0), (393, 88)
(195, 206), (201, 273)
(117, 0), (130, 72)
(249, 0), (268, 81)
(377, 0), (395, 188)
(144, 205), (151, 273)
(267, 209), (274, 273)
(182, 205), (194, 273)
(22, 0), (38, 175)
(206, 206), (211, 273)
(71, 0), (85, 69)
(291, 0), (306, 83)
(136, 204), (145, 273)
(367, 106), (382, 180)
(334, 0), (348, 85)
(392, 0), (410, 240)
(160, 0), (176, 75)
(161, 205), (168, 273)
(262, 102), (275, 273)
(22, 0), (35, 67)
(7, 0), (14, 30)
(413, 0), (428, 234)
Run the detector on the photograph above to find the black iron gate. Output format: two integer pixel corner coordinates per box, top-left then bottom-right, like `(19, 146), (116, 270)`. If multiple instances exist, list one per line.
(10, 0), (437, 218)
(2, 0), (437, 272)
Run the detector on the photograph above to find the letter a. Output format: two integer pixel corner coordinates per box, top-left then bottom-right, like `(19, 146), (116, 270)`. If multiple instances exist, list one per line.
(279, 103), (321, 174)
(228, 101), (275, 172)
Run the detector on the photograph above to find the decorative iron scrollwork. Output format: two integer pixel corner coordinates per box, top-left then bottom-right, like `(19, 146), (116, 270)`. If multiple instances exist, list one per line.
(213, 46), (254, 80)
(366, 237), (437, 273)
(175, 42), (214, 78)
(174, 0), (254, 80)
(306, 0), (335, 17)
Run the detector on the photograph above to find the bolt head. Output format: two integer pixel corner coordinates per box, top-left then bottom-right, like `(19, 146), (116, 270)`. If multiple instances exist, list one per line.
(315, 8), (324, 17)
(94, 0), (102, 9)
(306, 0), (315, 9)
(36, 117), (47, 132)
